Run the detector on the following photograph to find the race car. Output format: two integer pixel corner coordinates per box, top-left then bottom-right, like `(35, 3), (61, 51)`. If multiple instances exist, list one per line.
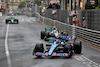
(41, 27), (59, 41)
(5, 17), (19, 24)
(32, 37), (82, 58)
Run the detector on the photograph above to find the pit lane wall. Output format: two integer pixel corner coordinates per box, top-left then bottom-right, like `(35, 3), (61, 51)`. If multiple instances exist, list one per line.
(35, 12), (100, 46)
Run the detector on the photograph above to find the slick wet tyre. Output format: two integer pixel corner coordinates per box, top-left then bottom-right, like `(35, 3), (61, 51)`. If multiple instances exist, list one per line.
(34, 44), (44, 53)
(6, 20), (8, 24)
(74, 41), (82, 54)
(34, 44), (44, 57)
(41, 31), (45, 39)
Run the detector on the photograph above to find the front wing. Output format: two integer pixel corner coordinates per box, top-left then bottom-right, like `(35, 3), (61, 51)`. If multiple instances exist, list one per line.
(35, 52), (68, 57)
(6, 20), (18, 24)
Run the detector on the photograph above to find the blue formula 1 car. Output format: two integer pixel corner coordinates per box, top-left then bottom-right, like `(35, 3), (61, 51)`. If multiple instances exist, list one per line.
(5, 17), (19, 24)
(33, 37), (82, 58)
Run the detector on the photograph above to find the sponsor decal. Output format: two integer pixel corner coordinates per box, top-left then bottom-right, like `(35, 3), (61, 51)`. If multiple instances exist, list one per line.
(52, 53), (68, 56)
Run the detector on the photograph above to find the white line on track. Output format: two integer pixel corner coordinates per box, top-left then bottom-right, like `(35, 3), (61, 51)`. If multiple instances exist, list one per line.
(5, 24), (12, 67)
(74, 55), (100, 67)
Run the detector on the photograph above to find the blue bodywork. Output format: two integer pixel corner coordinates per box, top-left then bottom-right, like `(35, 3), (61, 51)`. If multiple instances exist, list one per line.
(48, 39), (65, 55)
(35, 39), (67, 56)
(47, 36), (75, 55)
(35, 36), (76, 56)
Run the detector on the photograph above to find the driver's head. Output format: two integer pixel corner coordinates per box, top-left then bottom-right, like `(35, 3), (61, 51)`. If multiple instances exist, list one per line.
(53, 26), (56, 30)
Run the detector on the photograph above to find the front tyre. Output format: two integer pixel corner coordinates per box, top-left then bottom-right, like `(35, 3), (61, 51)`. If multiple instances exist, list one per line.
(14, 20), (19, 24)
(33, 44), (44, 57)
(41, 31), (45, 39)
(6, 19), (8, 24)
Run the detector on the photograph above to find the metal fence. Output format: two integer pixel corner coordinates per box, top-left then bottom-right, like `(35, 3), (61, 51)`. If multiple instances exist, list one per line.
(37, 6), (100, 31)
(37, 7), (68, 24)
(36, 12), (100, 46)
(80, 10), (100, 31)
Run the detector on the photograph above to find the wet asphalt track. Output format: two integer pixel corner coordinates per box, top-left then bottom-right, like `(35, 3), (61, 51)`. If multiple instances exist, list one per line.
(0, 15), (100, 67)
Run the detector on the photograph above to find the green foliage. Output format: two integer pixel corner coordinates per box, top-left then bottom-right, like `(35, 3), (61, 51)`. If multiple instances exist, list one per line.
(18, 1), (26, 8)
(34, 0), (43, 6)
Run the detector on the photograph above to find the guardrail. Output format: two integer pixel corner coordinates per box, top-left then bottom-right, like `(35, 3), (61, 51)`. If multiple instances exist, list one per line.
(35, 12), (100, 46)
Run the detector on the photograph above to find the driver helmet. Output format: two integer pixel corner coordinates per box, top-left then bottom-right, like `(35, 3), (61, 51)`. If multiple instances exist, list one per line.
(53, 26), (56, 30)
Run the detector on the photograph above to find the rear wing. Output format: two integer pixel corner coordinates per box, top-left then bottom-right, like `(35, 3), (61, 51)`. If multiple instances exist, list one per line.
(45, 28), (53, 30)
(45, 28), (58, 31)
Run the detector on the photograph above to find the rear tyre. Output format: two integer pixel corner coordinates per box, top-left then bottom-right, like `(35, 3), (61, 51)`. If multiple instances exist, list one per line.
(74, 41), (82, 54)
(63, 45), (72, 58)
(41, 31), (45, 39)
(33, 44), (44, 57)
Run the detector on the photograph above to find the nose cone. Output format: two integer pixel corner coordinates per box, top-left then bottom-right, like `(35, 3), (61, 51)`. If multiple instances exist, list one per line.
(48, 52), (52, 56)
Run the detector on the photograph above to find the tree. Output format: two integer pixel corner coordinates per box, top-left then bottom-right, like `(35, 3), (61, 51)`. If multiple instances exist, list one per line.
(34, 0), (43, 6)
(18, 1), (26, 8)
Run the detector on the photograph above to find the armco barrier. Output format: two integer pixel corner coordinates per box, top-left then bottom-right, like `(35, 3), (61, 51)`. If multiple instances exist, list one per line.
(36, 12), (100, 46)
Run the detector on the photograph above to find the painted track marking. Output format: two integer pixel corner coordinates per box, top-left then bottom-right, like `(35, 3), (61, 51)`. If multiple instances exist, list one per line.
(74, 55), (100, 67)
(5, 24), (12, 67)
